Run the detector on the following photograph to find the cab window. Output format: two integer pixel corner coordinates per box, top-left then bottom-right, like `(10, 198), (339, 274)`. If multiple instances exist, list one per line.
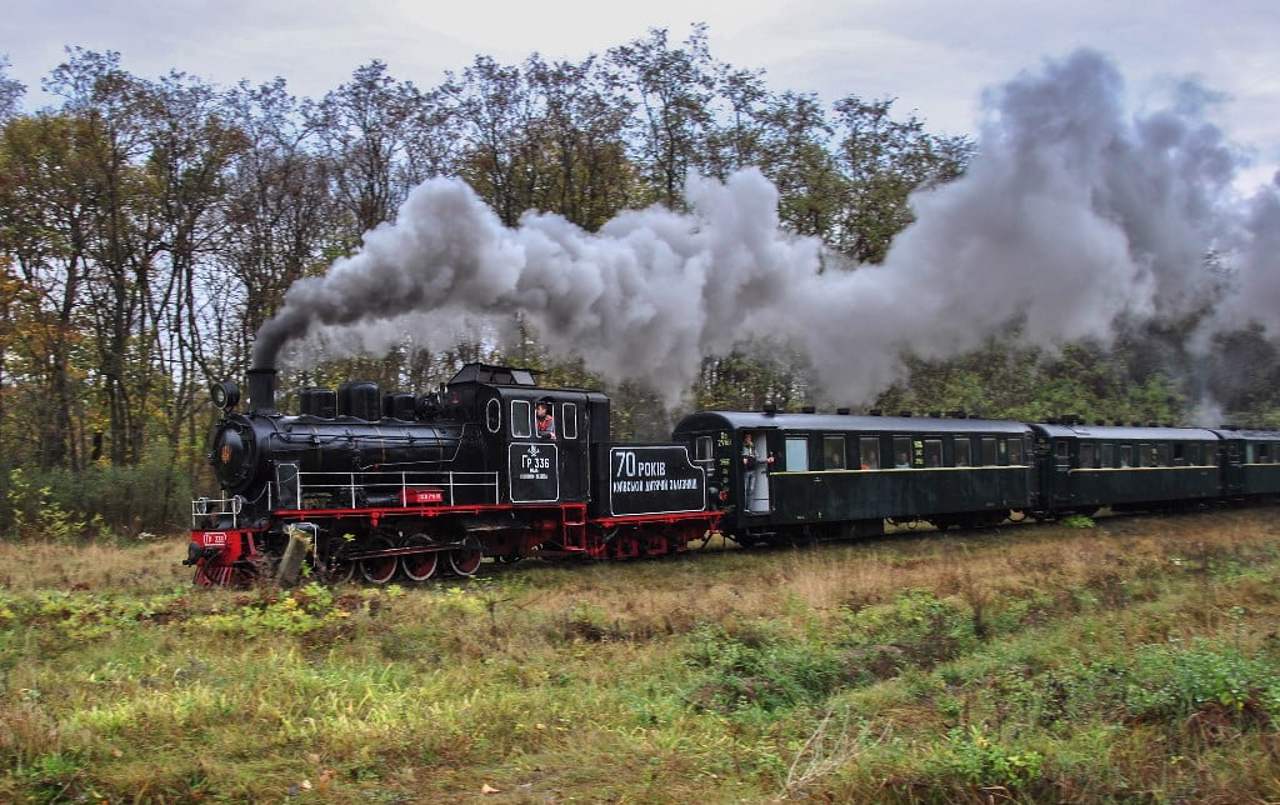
(823, 436), (846, 470)
(511, 400), (531, 438)
(859, 437), (881, 470)
(562, 403), (578, 439)
(695, 436), (714, 462)
(485, 398), (501, 433)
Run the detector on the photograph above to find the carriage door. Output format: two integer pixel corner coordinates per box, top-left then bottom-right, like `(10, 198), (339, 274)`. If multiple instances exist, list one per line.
(743, 430), (772, 513)
(1053, 439), (1072, 506)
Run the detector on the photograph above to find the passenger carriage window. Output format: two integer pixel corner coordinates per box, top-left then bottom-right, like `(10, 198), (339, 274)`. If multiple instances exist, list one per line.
(1143, 444), (1158, 467)
(823, 436), (846, 470)
(485, 398), (501, 433)
(1246, 443), (1256, 464)
(923, 439), (943, 468)
(893, 436), (912, 468)
(981, 437), (998, 466)
(695, 435), (714, 463)
(1261, 443), (1272, 464)
(1008, 438), (1024, 466)
(785, 437), (810, 471)
(1079, 443), (1095, 469)
(562, 403), (578, 439)
(954, 438), (971, 467)
(1101, 443), (1115, 468)
(859, 437), (881, 470)
(511, 400), (532, 438)
(1185, 443), (1199, 466)
(997, 439), (1009, 465)
(1120, 445), (1133, 468)
(1157, 443), (1171, 466)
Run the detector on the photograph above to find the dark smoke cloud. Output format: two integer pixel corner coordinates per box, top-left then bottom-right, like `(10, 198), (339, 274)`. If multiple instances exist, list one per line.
(257, 49), (1279, 407)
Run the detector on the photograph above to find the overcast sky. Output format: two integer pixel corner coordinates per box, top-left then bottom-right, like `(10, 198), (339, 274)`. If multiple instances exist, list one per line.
(5, 0), (1278, 188)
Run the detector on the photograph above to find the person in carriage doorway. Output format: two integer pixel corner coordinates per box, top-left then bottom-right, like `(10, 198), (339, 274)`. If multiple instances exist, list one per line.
(741, 433), (773, 501)
(535, 400), (556, 440)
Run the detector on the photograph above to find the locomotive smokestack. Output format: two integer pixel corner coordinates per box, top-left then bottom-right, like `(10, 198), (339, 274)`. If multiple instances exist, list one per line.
(247, 368), (278, 415)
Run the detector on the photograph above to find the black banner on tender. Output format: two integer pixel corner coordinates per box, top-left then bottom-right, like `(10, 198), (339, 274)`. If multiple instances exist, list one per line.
(607, 445), (707, 517)
(509, 442), (559, 503)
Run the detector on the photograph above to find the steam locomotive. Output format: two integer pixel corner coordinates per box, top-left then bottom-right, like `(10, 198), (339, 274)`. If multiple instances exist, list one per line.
(187, 364), (717, 585)
(186, 364), (1280, 586)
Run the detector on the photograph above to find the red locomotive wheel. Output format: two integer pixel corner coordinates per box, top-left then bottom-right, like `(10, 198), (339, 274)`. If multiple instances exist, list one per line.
(400, 534), (439, 582)
(448, 546), (483, 577)
(359, 535), (399, 585)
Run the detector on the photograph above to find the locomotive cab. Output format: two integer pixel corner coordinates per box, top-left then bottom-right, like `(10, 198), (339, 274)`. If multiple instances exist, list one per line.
(442, 363), (602, 506)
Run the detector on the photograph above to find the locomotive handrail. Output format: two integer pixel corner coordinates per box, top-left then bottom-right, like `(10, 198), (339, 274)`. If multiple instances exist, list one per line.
(190, 496), (242, 528)
(290, 469), (500, 509)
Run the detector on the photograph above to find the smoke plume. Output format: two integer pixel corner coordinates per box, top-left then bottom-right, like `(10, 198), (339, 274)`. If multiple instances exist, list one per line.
(256, 49), (1279, 406)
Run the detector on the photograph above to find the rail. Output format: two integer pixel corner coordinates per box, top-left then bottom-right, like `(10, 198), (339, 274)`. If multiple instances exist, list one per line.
(288, 469), (500, 510)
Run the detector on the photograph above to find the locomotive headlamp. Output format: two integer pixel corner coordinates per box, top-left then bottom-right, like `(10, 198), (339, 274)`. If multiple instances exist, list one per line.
(211, 380), (241, 412)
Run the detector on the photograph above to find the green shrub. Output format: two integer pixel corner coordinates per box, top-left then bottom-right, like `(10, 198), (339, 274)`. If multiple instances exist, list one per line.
(0, 448), (191, 540)
(930, 724), (1045, 788)
(1061, 514), (1096, 529)
(841, 589), (977, 667)
(683, 623), (846, 714)
(1124, 641), (1280, 724)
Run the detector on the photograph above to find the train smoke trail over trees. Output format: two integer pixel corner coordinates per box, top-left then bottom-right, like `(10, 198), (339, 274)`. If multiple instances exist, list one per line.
(256, 49), (1279, 405)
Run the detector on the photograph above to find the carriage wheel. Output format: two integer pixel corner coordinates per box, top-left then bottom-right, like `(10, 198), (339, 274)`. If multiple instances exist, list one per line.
(448, 546), (483, 577)
(359, 535), (399, 585)
(400, 534), (439, 582)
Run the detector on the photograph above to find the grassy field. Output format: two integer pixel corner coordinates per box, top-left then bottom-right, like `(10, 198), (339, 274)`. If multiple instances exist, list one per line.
(3, 510), (1280, 803)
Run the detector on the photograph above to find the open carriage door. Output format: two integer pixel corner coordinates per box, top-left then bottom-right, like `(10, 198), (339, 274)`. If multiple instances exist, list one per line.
(744, 430), (772, 513)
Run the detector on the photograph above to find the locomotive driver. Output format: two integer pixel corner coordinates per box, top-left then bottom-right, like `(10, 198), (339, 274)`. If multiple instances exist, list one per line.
(535, 401), (556, 440)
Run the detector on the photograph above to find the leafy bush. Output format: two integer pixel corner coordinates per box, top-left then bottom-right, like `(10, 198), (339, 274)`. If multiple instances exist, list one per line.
(930, 724), (1045, 788)
(683, 623), (846, 714)
(1124, 641), (1280, 724)
(841, 589), (978, 667)
(0, 449), (190, 540)
(193, 583), (360, 636)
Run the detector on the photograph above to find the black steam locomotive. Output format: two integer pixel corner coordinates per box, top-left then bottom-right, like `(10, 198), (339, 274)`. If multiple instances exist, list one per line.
(187, 364), (715, 585)
(187, 364), (1280, 586)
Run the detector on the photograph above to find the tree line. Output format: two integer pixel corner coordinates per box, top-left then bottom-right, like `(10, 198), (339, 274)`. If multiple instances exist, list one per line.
(0, 28), (1275, 537)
